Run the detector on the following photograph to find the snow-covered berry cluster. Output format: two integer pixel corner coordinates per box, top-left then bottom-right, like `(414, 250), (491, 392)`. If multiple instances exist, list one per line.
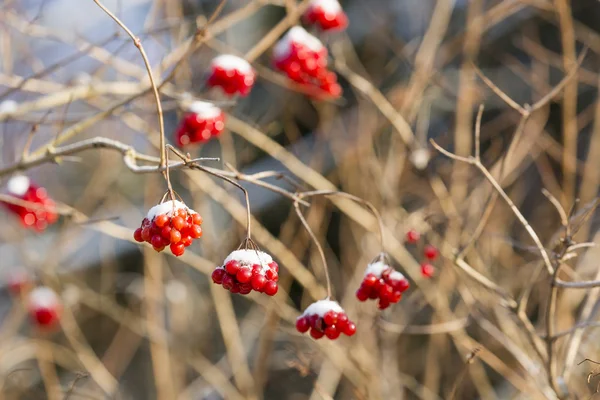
(211, 249), (279, 296)
(303, 0), (348, 32)
(296, 300), (356, 340)
(2, 175), (58, 232)
(133, 200), (202, 256)
(28, 286), (61, 328)
(175, 101), (225, 147)
(405, 229), (439, 278)
(272, 27), (341, 98)
(207, 55), (256, 97)
(356, 261), (409, 310)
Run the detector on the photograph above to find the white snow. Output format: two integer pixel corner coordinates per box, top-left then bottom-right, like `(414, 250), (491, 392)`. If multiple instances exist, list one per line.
(0, 100), (18, 115)
(188, 101), (223, 119)
(273, 26), (325, 60)
(28, 286), (60, 309)
(309, 0), (342, 14)
(211, 55), (253, 74)
(301, 299), (344, 317)
(221, 249), (273, 274)
(7, 175), (31, 196)
(365, 261), (406, 282)
(146, 200), (195, 220)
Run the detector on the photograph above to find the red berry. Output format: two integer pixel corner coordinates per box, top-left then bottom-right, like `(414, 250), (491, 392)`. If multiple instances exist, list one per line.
(251, 274), (266, 291)
(421, 263), (435, 278)
(405, 229), (420, 244)
(161, 225), (172, 239)
(336, 313), (348, 330)
(133, 228), (143, 242)
(222, 274), (234, 290)
(394, 279), (410, 292)
(192, 214), (202, 225)
(170, 229), (182, 244)
(236, 268), (252, 284)
(225, 260), (241, 275)
(190, 225), (203, 239)
(378, 299), (390, 310)
(33, 307), (57, 326)
(379, 284), (393, 301)
(181, 236), (192, 247)
(265, 269), (276, 280)
(212, 269), (225, 284)
(356, 288), (369, 301)
(251, 264), (262, 275)
(170, 242), (185, 257)
(310, 327), (324, 339)
(391, 291), (402, 303)
(141, 227), (152, 242)
(323, 311), (337, 326)
(239, 283), (252, 295)
(296, 317), (310, 333)
(269, 262), (279, 273)
(424, 245), (439, 260)
(325, 326), (340, 340)
(230, 283), (240, 294)
(151, 235), (164, 248)
(154, 214), (169, 228)
(263, 280), (278, 296)
(363, 274), (377, 287)
(343, 322), (356, 336)
(172, 216), (185, 230)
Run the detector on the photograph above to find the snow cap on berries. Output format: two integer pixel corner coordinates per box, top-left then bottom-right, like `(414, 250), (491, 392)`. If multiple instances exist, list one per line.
(28, 286), (60, 310)
(365, 261), (405, 282)
(187, 101), (223, 119)
(273, 26), (325, 60)
(211, 54), (253, 74)
(222, 249), (273, 274)
(309, 0), (342, 14)
(301, 299), (344, 317)
(146, 200), (194, 221)
(7, 175), (31, 196)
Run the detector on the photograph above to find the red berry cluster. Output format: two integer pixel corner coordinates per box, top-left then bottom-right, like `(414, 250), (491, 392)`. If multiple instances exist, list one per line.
(134, 200), (202, 257)
(2, 175), (58, 231)
(211, 249), (279, 296)
(28, 286), (61, 328)
(405, 229), (439, 278)
(356, 261), (410, 309)
(303, 0), (348, 31)
(207, 55), (256, 97)
(175, 101), (225, 147)
(272, 27), (341, 98)
(295, 300), (356, 340)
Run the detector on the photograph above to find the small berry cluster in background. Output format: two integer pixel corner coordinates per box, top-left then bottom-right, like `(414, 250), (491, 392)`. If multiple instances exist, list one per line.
(273, 27), (341, 98)
(303, 0), (348, 32)
(2, 175), (58, 232)
(405, 229), (439, 278)
(356, 260), (410, 310)
(175, 101), (225, 147)
(134, 200), (203, 256)
(211, 249), (279, 296)
(28, 286), (62, 328)
(295, 299), (356, 340)
(207, 55), (256, 97)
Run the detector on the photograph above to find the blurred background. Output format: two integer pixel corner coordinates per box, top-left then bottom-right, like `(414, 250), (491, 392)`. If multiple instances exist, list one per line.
(1, 0), (600, 399)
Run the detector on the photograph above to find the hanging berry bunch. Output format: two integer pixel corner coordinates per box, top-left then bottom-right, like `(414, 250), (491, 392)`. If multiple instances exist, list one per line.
(303, 0), (348, 32)
(405, 229), (439, 278)
(356, 257), (410, 310)
(134, 200), (203, 256)
(295, 299), (356, 340)
(212, 243), (279, 296)
(28, 286), (62, 329)
(175, 101), (225, 147)
(2, 175), (58, 232)
(207, 55), (256, 97)
(272, 27), (341, 98)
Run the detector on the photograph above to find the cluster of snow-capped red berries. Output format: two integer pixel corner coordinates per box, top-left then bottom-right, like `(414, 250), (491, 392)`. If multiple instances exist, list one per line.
(175, 101), (225, 147)
(207, 55), (256, 97)
(303, 0), (348, 31)
(2, 175), (58, 232)
(405, 229), (439, 278)
(295, 299), (356, 340)
(273, 27), (341, 98)
(27, 286), (62, 328)
(356, 261), (410, 310)
(134, 200), (202, 256)
(211, 249), (279, 296)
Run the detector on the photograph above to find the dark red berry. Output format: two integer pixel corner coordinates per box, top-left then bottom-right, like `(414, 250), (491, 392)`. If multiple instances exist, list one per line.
(212, 269), (225, 284)
(296, 317), (310, 333)
(225, 260), (241, 275)
(236, 268), (252, 284)
(421, 263), (435, 278)
(424, 245), (439, 260)
(251, 274), (266, 291)
(405, 229), (420, 244)
(343, 322), (356, 336)
(133, 228), (143, 242)
(263, 281), (278, 296)
(325, 325), (340, 339)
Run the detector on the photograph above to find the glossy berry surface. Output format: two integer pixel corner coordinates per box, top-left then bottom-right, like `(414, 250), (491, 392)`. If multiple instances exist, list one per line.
(212, 249), (279, 296)
(303, 0), (348, 32)
(134, 200), (202, 257)
(421, 263), (435, 278)
(28, 286), (61, 328)
(272, 27), (341, 98)
(174, 101), (226, 147)
(2, 175), (58, 232)
(405, 229), (420, 244)
(356, 261), (409, 310)
(207, 55), (256, 97)
(296, 300), (356, 340)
